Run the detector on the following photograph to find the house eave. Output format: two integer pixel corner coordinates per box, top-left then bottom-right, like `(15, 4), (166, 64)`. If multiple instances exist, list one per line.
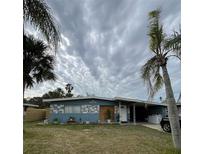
(23, 103), (39, 107)
(43, 96), (115, 103)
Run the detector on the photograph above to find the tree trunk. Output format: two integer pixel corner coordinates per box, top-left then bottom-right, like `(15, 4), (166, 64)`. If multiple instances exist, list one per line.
(161, 65), (181, 149)
(23, 81), (25, 98)
(23, 81), (26, 119)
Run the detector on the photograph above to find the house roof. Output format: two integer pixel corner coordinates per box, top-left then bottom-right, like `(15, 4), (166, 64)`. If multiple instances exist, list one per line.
(42, 96), (176, 107)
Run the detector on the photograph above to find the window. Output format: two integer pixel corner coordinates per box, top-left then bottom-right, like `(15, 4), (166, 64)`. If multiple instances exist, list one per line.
(65, 105), (72, 113)
(65, 105), (81, 113)
(72, 106), (81, 113)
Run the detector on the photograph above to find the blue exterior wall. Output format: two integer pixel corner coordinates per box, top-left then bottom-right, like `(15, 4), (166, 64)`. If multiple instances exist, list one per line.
(49, 113), (99, 123)
(48, 99), (118, 123)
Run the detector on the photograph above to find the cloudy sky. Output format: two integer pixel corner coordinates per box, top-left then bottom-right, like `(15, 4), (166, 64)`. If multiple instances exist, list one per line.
(25, 0), (181, 101)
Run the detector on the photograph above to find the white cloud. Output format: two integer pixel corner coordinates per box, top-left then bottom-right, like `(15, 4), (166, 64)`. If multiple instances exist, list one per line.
(24, 0), (181, 101)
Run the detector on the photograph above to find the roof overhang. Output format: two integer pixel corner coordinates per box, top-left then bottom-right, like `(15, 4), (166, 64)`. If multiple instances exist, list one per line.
(114, 97), (167, 106)
(43, 96), (172, 107)
(43, 96), (115, 103)
(23, 103), (39, 107)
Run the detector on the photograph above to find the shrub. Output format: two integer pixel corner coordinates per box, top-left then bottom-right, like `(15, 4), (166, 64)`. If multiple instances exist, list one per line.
(53, 118), (60, 124)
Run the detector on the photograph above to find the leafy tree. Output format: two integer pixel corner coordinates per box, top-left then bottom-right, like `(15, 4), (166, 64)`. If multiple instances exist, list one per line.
(23, 98), (28, 104)
(65, 93), (73, 98)
(23, 34), (56, 94)
(141, 9), (181, 148)
(42, 85), (74, 99)
(23, 0), (60, 50)
(25, 97), (49, 108)
(42, 88), (65, 99)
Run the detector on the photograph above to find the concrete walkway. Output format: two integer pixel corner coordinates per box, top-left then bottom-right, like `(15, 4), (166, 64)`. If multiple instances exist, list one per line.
(137, 122), (163, 132)
(120, 122), (163, 132)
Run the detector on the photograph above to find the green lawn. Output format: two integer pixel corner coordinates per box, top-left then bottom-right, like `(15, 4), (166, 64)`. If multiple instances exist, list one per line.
(24, 122), (180, 154)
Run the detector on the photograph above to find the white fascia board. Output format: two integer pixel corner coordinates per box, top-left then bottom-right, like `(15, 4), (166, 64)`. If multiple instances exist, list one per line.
(43, 96), (115, 102)
(23, 103), (39, 107)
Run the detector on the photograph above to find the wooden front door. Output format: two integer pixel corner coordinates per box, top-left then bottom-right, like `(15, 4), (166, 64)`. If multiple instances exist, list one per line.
(100, 106), (114, 122)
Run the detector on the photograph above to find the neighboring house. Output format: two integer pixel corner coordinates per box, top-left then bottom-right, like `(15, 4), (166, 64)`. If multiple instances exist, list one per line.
(23, 103), (50, 122)
(23, 103), (39, 115)
(43, 96), (181, 124)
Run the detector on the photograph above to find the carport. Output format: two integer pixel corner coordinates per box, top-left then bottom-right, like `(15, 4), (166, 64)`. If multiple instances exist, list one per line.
(115, 97), (166, 124)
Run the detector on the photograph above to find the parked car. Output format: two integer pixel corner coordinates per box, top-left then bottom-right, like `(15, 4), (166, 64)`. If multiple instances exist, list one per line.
(160, 117), (181, 132)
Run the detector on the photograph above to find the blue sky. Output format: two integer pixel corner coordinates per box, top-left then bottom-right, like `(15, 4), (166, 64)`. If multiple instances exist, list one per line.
(24, 0), (181, 102)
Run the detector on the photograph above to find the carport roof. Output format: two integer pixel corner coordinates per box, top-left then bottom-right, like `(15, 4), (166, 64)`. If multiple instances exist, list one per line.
(115, 97), (168, 106)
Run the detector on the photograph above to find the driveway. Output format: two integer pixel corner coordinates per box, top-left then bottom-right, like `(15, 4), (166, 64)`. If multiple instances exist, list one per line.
(137, 122), (163, 132)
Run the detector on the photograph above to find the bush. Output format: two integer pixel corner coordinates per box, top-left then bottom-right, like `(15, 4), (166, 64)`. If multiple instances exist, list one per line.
(53, 118), (60, 124)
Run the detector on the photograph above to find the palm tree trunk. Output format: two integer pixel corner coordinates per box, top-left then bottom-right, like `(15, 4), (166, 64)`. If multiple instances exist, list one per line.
(161, 65), (181, 149)
(23, 81), (26, 119)
(23, 81), (25, 98)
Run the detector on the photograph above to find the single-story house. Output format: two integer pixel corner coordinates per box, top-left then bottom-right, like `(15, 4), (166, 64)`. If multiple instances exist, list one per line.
(43, 96), (181, 124)
(23, 103), (39, 114)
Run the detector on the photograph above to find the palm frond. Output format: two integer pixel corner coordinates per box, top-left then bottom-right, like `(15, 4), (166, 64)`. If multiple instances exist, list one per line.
(24, 74), (35, 88)
(141, 56), (158, 98)
(153, 67), (164, 94)
(24, 0), (60, 50)
(24, 34), (56, 89)
(141, 55), (164, 99)
(141, 57), (156, 79)
(148, 9), (165, 55)
(164, 30), (181, 59)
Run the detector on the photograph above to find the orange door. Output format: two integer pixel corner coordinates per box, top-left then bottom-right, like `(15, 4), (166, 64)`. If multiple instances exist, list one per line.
(100, 106), (114, 122)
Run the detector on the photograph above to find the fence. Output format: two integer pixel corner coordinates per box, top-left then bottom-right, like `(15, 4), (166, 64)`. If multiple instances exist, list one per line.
(24, 108), (50, 122)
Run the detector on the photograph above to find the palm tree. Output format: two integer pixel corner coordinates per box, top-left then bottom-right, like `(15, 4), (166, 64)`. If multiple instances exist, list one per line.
(65, 83), (74, 97)
(23, 34), (56, 95)
(23, 0), (60, 50)
(141, 9), (181, 148)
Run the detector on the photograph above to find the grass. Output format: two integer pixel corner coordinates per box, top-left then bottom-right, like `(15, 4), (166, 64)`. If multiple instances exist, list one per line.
(24, 122), (180, 154)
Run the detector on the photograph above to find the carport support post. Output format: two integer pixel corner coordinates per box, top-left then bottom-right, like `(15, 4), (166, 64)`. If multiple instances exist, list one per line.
(133, 103), (136, 124)
(119, 102), (121, 124)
